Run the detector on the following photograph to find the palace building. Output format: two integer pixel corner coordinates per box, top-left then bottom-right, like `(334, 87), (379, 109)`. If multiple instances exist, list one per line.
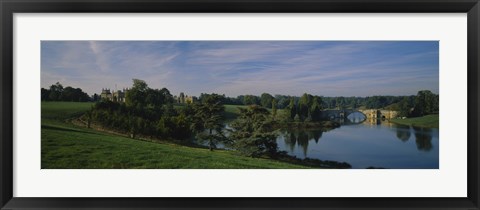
(100, 88), (128, 102)
(174, 92), (195, 104)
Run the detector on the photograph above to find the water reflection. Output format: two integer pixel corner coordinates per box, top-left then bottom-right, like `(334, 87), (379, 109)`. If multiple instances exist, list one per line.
(286, 132), (296, 152)
(276, 115), (438, 168)
(196, 113), (438, 168)
(312, 130), (322, 143)
(344, 112), (381, 125)
(393, 124), (411, 142)
(282, 130), (325, 157)
(413, 127), (433, 151)
(279, 123), (435, 157)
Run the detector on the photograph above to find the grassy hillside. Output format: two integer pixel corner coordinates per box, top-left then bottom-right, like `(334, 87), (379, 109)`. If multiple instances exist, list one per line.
(42, 101), (94, 120)
(41, 102), (311, 169)
(390, 114), (439, 128)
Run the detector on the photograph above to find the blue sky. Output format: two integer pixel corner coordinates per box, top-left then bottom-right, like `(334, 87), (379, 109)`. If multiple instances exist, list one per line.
(41, 41), (439, 97)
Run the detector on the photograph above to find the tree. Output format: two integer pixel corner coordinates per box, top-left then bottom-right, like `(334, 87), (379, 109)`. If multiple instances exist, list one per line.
(243, 95), (259, 105)
(86, 110), (92, 128)
(128, 115), (139, 139)
(260, 93), (274, 108)
(162, 103), (177, 117)
(229, 105), (279, 157)
(298, 93), (312, 120)
(330, 98), (337, 109)
(59, 86), (90, 102)
(413, 90), (438, 117)
(433, 94), (439, 114)
(160, 88), (174, 104)
(59, 87), (75, 101)
(41, 88), (49, 101)
(336, 96), (346, 110)
(398, 96), (411, 117)
(171, 113), (192, 140)
(125, 79), (149, 109)
(350, 97), (358, 109)
(271, 98), (277, 120)
(42, 82), (90, 102)
(310, 96), (322, 121)
(145, 88), (173, 110)
(48, 82), (63, 101)
(286, 97), (296, 121)
(191, 93), (226, 151)
(92, 93), (99, 102)
(275, 95), (290, 109)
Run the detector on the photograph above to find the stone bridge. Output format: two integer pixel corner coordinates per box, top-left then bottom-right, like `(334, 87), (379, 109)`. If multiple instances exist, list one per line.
(320, 109), (398, 120)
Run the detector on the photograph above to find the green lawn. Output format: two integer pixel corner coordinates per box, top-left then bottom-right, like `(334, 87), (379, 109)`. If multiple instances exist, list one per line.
(42, 101), (94, 120)
(389, 114), (439, 128)
(176, 104), (252, 121)
(176, 103), (282, 121)
(223, 104), (289, 121)
(224, 104), (249, 120)
(41, 102), (311, 169)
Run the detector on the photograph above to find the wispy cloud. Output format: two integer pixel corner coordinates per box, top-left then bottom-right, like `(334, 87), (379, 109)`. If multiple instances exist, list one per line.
(88, 41), (110, 73)
(41, 41), (438, 97)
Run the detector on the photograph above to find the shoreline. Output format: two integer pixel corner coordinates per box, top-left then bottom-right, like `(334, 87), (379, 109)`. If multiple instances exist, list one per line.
(389, 114), (439, 128)
(72, 114), (351, 169)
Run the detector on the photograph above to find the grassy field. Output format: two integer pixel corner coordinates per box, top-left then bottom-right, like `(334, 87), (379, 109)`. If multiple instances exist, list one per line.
(389, 114), (439, 128)
(41, 102), (311, 169)
(42, 101), (94, 120)
(224, 104), (289, 121)
(175, 104), (252, 121)
(224, 104), (249, 120)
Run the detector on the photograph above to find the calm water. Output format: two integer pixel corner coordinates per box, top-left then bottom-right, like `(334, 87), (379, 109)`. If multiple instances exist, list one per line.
(276, 113), (439, 169)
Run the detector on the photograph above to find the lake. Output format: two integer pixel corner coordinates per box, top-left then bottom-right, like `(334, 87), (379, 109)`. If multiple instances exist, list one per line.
(276, 113), (439, 169)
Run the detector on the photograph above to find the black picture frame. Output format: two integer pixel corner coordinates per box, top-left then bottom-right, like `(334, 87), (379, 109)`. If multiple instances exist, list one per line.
(1, 0), (479, 209)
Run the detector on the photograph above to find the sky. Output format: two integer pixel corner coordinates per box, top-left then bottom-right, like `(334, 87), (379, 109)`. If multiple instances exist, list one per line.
(41, 41), (439, 97)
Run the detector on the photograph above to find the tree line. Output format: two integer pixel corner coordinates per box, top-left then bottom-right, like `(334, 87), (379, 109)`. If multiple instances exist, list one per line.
(42, 81), (438, 122)
(41, 82), (91, 102)
(42, 82), (439, 120)
(219, 91), (438, 122)
(213, 92), (438, 115)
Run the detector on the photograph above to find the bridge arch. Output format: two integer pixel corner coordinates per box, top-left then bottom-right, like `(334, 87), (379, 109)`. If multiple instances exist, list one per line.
(346, 110), (367, 118)
(321, 109), (397, 120)
(345, 110), (367, 123)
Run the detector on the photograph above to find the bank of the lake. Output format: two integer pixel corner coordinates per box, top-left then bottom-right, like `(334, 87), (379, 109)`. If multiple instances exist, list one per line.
(274, 121), (340, 130)
(389, 114), (439, 128)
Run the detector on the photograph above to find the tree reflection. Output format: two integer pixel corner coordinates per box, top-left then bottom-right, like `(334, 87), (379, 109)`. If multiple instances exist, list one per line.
(281, 130), (325, 157)
(312, 130), (323, 143)
(297, 131), (309, 157)
(394, 124), (411, 142)
(413, 127), (433, 151)
(283, 132), (297, 152)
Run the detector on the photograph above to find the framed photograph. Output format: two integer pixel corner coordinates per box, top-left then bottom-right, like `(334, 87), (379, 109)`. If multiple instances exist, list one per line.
(1, 0), (479, 209)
